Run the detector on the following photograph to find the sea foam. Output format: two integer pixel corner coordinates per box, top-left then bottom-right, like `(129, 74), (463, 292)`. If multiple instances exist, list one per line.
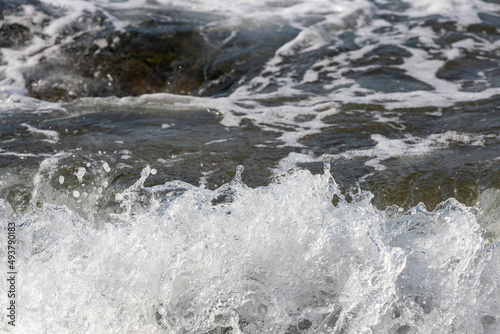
(1, 164), (498, 333)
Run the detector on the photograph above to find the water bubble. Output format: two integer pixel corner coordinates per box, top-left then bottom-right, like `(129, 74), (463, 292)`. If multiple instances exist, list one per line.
(75, 167), (86, 183)
(235, 165), (244, 180)
(323, 161), (331, 173)
(72, 190), (80, 198)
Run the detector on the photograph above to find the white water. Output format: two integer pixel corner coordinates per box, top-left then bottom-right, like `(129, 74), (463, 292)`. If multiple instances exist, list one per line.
(0, 162), (499, 333)
(1, 0), (500, 332)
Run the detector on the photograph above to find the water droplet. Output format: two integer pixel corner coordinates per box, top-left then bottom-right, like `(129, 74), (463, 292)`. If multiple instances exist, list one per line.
(75, 167), (86, 183)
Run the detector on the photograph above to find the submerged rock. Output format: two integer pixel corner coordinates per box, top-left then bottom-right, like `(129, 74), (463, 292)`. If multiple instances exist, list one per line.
(23, 9), (298, 101)
(0, 23), (31, 48)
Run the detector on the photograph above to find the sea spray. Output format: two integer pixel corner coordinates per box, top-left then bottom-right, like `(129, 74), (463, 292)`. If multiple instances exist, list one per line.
(1, 1), (500, 332)
(1, 164), (497, 333)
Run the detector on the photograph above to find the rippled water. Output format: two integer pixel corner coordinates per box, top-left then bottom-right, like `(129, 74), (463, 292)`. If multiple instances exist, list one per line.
(1, 0), (500, 333)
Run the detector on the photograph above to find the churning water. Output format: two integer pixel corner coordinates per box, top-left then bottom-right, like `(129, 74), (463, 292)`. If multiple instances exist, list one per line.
(0, 0), (499, 333)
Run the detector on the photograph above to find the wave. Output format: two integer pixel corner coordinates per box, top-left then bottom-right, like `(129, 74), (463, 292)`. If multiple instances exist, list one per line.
(1, 164), (498, 333)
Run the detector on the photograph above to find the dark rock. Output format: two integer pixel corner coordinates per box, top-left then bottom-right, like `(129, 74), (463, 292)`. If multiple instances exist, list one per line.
(0, 23), (31, 47)
(23, 10), (299, 101)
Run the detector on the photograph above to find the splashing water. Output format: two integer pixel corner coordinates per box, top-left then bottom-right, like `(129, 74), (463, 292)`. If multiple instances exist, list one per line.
(1, 163), (498, 333)
(1, 0), (500, 332)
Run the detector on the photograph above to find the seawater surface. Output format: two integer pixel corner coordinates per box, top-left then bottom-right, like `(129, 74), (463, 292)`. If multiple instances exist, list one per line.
(0, 0), (499, 333)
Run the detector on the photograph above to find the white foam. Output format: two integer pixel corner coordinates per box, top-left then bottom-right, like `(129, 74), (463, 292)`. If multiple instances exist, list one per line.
(204, 138), (233, 145)
(102, 162), (111, 173)
(224, 0), (500, 114)
(276, 131), (491, 174)
(2, 165), (497, 333)
(332, 131), (487, 170)
(404, 0), (483, 25)
(21, 123), (60, 143)
(0, 151), (50, 158)
(75, 167), (86, 183)
(0, 198), (13, 218)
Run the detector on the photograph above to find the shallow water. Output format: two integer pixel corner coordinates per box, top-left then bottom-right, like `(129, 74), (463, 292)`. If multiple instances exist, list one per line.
(1, 0), (500, 333)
